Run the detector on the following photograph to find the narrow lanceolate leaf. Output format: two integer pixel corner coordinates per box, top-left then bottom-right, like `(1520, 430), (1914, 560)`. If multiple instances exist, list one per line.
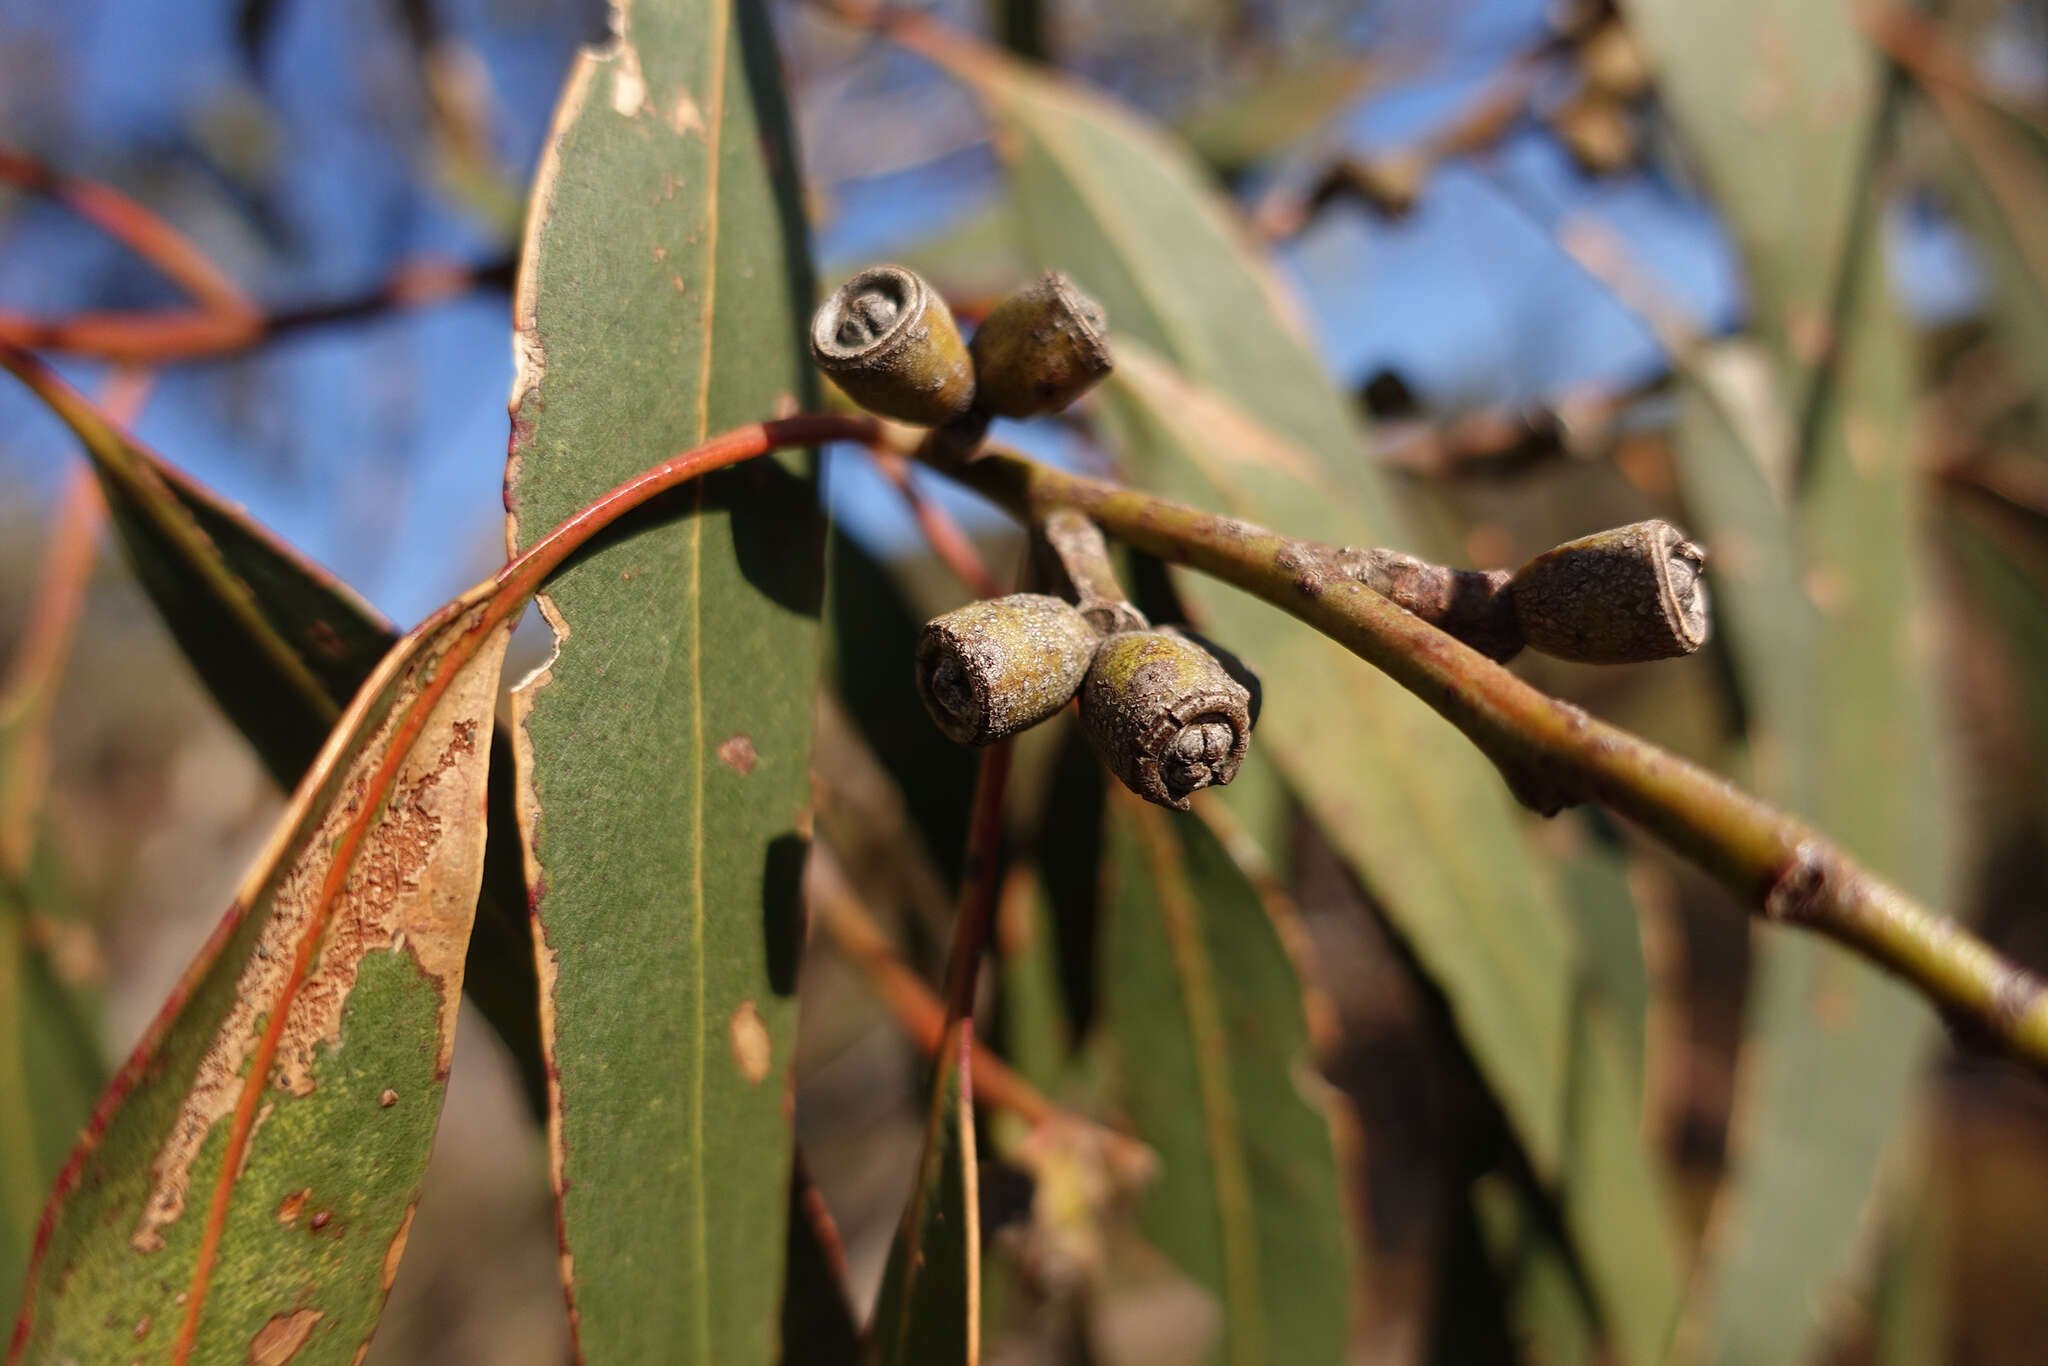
(0, 841), (100, 1313)
(1175, 54), (1380, 174)
(1946, 493), (2048, 831)
(0, 472), (107, 1308)
(8, 574), (515, 1365)
(501, 1), (823, 1362)
(1623, 6), (1954, 1363)
(0, 349), (549, 1116)
(1099, 345), (1680, 1365)
(868, 1023), (979, 1366)
(1102, 797), (1350, 1366)
(0, 346), (390, 792)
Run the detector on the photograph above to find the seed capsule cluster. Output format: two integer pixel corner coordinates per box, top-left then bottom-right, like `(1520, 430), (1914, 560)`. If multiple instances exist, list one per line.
(814, 265), (1712, 812)
(811, 266), (1112, 430)
(914, 592), (1259, 811)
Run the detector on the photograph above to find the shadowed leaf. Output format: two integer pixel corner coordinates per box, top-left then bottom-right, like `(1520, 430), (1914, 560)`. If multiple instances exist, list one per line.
(780, 1154), (860, 1366)
(1102, 796), (1350, 1366)
(868, 1022), (980, 1366)
(1945, 493), (2048, 831)
(1622, 4), (1954, 1362)
(500, 1), (824, 1362)
(8, 564), (516, 1363)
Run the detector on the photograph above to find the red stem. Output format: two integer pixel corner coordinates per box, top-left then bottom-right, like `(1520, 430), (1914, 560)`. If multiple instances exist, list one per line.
(870, 448), (1004, 599)
(937, 741), (1015, 1026)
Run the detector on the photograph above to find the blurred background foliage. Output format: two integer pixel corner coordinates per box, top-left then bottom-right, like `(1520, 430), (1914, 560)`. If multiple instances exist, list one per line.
(6, 0), (2048, 1362)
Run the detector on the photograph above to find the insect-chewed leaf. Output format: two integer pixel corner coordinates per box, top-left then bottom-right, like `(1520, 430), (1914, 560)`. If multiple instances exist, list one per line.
(500, 0), (823, 1362)
(868, 1022), (980, 1366)
(7, 579), (514, 1365)
(1102, 796), (1350, 1366)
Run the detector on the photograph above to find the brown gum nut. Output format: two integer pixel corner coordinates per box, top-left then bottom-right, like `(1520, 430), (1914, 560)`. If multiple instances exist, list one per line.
(1080, 629), (1252, 812)
(1508, 519), (1709, 664)
(915, 594), (1098, 746)
(810, 264), (976, 426)
(969, 272), (1113, 419)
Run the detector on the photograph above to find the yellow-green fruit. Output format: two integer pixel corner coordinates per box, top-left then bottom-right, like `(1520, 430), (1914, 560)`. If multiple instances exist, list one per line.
(1080, 629), (1252, 811)
(969, 272), (1113, 419)
(1508, 519), (1708, 663)
(916, 594), (1098, 746)
(810, 264), (976, 426)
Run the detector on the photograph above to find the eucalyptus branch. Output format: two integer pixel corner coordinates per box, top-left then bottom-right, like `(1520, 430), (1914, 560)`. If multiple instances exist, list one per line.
(928, 440), (2048, 1072)
(812, 844), (1076, 1136)
(1031, 508), (1147, 635)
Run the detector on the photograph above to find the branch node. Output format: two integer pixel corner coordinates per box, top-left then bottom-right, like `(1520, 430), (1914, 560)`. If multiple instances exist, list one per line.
(1033, 509), (1147, 635)
(1763, 840), (1831, 925)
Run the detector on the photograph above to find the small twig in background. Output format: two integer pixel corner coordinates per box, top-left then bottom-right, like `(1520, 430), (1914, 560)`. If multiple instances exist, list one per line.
(0, 368), (148, 880)
(870, 447), (1005, 599)
(936, 741), (1014, 1025)
(811, 845), (1059, 1130)
(0, 148), (254, 316)
(0, 256), (517, 364)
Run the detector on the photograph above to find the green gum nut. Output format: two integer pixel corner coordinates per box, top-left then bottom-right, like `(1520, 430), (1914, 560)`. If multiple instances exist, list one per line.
(1080, 629), (1252, 811)
(1508, 519), (1709, 664)
(811, 264), (976, 426)
(916, 594), (1099, 746)
(968, 271), (1113, 419)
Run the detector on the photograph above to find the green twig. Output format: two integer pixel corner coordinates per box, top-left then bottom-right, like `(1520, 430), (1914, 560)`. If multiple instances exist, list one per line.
(926, 439), (2048, 1073)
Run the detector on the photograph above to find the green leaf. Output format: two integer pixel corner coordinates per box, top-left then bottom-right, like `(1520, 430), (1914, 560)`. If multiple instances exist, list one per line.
(0, 843), (101, 1313)
(0, 349), (549, 1119)
(0, 483), (106, 1308)
(10, 566), (516, 1363)
(1944, 493), (2048, 830)
(842, 199), (1025, 305)
(867, 1022), (980, 1366)
(1561, 813), (1652, 1100)
(1098, 345), (1681, 1365)
(1102, 796), (1351, 1366)
(1918, 84), (2048, 442)
(500, 1), (824, 1361)
(1176, 55), (1380, 174)
(1622, 4), (1954, 1361)
(994, 864), (1071, 1098)
(1468, 1173), (1599, 1366)
(828, 532), (979, 888)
